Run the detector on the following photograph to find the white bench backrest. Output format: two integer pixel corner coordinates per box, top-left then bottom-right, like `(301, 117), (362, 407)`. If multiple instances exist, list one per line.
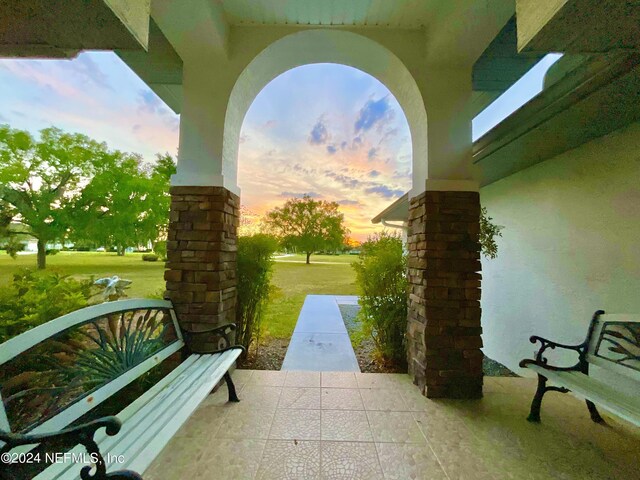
(0, 299), (184, 435)
(586, 313), (640, 386)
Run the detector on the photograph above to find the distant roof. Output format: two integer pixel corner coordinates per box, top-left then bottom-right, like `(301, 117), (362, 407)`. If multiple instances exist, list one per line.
(371, 193), (409, 224)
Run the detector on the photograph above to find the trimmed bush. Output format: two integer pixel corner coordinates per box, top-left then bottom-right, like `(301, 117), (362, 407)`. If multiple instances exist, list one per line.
(142, 253), (159, 262)
(236, 234), (278, 352)
(45, 248), (59, 256)
(153, 240), (167, 260)
(0, 269), (95, 343)
(352, 231), (408, 367)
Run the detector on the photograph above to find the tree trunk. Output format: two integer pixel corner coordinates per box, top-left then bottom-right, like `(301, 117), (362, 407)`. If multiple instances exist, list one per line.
(306, 252), (311, 264)
(117, 244), (125, 256)
(37, 239), (46, 270)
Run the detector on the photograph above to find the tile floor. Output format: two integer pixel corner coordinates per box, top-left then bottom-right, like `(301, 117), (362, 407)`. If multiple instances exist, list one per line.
(145, 370), (640, 480)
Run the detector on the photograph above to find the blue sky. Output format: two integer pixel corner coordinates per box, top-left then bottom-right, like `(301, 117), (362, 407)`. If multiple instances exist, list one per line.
(0, 53), (559, 240)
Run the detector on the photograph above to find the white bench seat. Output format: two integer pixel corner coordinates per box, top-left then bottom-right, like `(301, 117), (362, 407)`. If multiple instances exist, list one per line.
(0, 299), (244, 480)
(526, 363), (640, 425)
(520, 311), (640, 426)
(37, 350), (241, 479)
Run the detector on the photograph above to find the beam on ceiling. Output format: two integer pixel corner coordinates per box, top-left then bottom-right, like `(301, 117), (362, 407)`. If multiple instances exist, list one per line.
(0, 0), (150, 58)
(516, 0), (640, 54)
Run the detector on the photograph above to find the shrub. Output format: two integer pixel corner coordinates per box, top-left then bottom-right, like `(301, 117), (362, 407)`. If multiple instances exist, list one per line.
(153, 240), (167, 260)
(352, 231), (408, 367)
(45, 248), (59, 256)
(0, 269), (95, 343)
(142, 253), (159, 262)
(236, 234), (278, 352)
(480, 207), (503, 259)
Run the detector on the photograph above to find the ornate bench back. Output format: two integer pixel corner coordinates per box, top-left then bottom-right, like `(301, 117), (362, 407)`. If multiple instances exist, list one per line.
(0, 299), (183, 435)
(586, 313), (640, 386)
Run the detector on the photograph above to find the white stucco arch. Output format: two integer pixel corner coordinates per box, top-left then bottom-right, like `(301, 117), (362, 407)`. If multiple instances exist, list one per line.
(222, 29), (428, 196)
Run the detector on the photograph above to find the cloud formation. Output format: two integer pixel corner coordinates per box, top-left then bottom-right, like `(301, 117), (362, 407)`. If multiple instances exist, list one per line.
(326, 144), (337, 154)
(279, 191), (322, 199)
(364, 185), (405, 199)
(308, 119), (329, 144)
(355, 96), (393, 133)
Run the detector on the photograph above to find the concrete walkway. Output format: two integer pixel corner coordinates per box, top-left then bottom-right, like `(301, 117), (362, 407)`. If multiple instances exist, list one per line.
(281, 295), (360, 372)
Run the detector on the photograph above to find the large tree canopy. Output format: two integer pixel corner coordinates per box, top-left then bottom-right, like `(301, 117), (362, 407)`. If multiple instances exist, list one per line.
(0, 125), (175, 268)
(0, 126), (107, 268)
(265, 195), (348, 264)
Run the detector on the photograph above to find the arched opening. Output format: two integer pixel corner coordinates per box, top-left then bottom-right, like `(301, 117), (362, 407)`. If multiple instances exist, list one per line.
(235, 62), (413, 371)
(222, 29), (428, 197)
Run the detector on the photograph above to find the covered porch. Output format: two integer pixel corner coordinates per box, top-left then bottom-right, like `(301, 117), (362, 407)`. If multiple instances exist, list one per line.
(145, 370), (640, 479)
(3, 0), (640, 479)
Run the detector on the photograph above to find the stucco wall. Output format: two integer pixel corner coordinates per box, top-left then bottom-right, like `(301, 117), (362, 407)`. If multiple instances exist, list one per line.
(480, 122), (640, 375)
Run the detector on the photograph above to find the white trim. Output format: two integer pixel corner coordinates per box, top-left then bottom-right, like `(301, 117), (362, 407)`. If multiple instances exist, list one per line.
(423, 179), (480, 192)
(0, 299), (174, 365)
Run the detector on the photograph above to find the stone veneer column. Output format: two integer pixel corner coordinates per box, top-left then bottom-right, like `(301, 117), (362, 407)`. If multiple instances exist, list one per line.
(406, 190), (483, 398)
(164, 186), (239, 346)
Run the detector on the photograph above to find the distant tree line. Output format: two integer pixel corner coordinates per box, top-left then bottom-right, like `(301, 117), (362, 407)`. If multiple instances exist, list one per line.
(0, 125), (175, 269)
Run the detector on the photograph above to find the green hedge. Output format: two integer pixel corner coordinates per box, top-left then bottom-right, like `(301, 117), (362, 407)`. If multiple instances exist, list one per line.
(235, 234), (278, 352)
(352, 232), (408, 367)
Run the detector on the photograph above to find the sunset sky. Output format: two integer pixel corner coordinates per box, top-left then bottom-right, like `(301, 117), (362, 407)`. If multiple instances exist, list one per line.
(0, 52), (559, 241)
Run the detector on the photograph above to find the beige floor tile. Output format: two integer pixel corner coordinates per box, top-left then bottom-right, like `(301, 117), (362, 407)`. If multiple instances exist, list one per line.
(285, 370), (322, 387)
(321, 388), (364, 410)
(321, 441), (383, 479)
(359, 388), (409, 411)
(355, 373), (399, 389)
(144, 436), (204, 480)
(231, 368), (254, 387)
(215, 404), (275, 439)
(321, 410), (373, 441)
(375, 443), (448, 480)
(234, 384), (282, 411)
(192, 439), (265, 479)
(201, 385), (236, 407)
(321, 371), (358, 388)
(367, 411), (426, 444)
(173, 405), (226, 438)
(256, 440), (321, 480)
(279, 387), (322, 409)
(250, 370), (287, 386)
(269, 409), (321, 440)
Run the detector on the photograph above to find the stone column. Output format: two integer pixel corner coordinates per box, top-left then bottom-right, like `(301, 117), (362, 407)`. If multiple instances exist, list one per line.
(164, 186), (239, 347)
(406, 190), (483, 399)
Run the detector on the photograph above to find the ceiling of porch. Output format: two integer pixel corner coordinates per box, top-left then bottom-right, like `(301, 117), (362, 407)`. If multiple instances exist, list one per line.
(220, 0), (472, 29)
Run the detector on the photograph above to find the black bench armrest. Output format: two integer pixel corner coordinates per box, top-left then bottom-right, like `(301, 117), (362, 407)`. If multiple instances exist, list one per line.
(519, 335), (587, 372)
(181, 323), (246, 355)
(0, 417), (142, 479)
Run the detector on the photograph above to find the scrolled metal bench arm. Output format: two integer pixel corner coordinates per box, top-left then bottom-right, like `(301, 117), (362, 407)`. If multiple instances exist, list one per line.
(518, 335), (587, 372)
(181, 323), (246, 355)
(0, 417), (142, 479)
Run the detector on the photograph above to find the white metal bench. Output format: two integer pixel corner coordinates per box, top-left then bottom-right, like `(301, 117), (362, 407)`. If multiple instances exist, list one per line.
(520, 310), (640, 425)
(0, 299), (244, 479)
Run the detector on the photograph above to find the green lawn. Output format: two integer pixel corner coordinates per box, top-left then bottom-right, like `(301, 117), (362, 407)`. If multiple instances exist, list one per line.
(265, 254), (358, 338)
(0, 251), (358, 340)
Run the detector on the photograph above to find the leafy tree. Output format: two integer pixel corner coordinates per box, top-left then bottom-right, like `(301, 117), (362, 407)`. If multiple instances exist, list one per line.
(71, 153), (175, 255)
(0, 126), (107, 269)
(265, 195), (348, 264)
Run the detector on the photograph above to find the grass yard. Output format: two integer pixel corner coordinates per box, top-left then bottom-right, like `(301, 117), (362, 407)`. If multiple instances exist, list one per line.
(0, 251), (166, 298)
(265, 254), (358, 338)
(0, 251), (358, 340)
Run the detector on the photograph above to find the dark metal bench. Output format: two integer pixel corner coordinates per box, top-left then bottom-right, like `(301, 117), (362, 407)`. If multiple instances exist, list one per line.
(0, 299), (244, 479)
(520, 310), (640, 425)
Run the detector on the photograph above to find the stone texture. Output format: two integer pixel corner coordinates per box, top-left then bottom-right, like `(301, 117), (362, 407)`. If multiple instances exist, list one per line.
(164, 186), (239, 350)
(406, 190), (483, 399)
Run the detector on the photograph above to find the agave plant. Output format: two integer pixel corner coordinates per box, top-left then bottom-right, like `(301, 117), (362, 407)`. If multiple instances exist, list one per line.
(1, 308), (173, 432)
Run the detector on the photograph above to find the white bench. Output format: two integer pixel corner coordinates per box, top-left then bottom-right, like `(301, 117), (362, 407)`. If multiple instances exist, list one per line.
(0, 299), (244, 479)
(520, 310), (640, 425)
